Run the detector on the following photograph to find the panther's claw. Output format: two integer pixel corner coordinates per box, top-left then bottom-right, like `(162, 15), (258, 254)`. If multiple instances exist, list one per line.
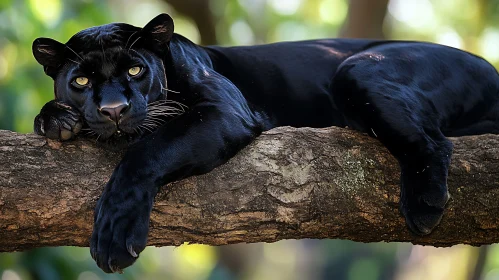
(109, 260), (124, 274)
(127, 244), (138, 258)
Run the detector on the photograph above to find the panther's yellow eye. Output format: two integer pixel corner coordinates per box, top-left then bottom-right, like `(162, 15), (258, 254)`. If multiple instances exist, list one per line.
(128, 66), (142, 76)
(75, 77), (89, 86)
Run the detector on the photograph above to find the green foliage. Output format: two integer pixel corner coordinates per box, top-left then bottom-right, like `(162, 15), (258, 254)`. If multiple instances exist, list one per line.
(0, 0), (112, 132)
(1, 0), (497, 133)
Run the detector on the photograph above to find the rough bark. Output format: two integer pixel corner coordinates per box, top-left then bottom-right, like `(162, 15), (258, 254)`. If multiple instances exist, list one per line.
(0, 126), (498, 252)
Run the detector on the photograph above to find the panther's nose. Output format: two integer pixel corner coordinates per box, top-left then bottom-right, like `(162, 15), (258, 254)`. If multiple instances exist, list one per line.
(100, 102), (130, 123)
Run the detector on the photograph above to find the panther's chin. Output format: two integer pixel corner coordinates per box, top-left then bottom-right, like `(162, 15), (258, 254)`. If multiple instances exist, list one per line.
(95, 130), (142, 151)
(92, 123), (139, 139)
(82, 124), (143, 150)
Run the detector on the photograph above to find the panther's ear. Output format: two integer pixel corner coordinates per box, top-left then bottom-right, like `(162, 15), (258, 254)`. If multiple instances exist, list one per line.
(32, 38), (66, 69)
(141, 13), (174, 54)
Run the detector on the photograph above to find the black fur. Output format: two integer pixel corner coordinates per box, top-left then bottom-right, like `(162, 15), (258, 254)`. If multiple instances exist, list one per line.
(32, 14), (499, 273)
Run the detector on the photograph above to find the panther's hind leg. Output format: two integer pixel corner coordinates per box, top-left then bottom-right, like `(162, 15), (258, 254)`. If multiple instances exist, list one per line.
(332, 67), (453, 235)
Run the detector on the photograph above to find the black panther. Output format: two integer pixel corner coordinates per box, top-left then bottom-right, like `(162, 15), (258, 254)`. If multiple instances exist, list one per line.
(32, 14), (499, 273)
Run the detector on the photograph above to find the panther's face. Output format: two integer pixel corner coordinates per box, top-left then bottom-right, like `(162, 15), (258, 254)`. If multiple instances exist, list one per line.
(32, 14), (180, 141)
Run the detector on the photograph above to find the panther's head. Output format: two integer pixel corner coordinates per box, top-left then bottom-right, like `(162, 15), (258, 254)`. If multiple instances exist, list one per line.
(32, 14), (184, 142)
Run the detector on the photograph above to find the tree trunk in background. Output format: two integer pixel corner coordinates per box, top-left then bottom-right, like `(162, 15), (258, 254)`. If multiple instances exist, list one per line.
(340, 0), (390, 39)
(164, 0), (218, 45)
(470, 246), (489, 280)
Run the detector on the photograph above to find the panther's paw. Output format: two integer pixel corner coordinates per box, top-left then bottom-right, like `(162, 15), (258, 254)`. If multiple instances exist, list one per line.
(90, 185), (152, 273)
(34, 100), (83, 141)
(400, 188), (449, 236)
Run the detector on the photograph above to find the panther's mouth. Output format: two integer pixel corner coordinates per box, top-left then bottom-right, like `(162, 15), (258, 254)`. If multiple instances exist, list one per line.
(87, 99), (188, 145)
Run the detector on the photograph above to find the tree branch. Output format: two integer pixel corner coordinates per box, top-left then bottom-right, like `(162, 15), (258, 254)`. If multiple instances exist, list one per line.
(1, 127), (498, 252)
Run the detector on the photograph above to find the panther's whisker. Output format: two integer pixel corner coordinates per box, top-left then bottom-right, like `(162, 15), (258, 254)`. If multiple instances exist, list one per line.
(150, 113), (177, 119)
(124, 31), (138, 50)
(142, 123), (162, 128)
(145, 115), (166, 121)
(147, 105), (184, 111)
(145, 116), (177, 121)
(65, 45), (84, 61)
(143, 120), (163, 126)
(148, 110), (179, 115)
(147, 109), (184, 115)
(147, 102), (183, 107)
(146, 112), (182, 117)
(141, 122), (157, 127)
(141, 125), (158, 132)
(161, 87), (181, 94)
(145, 115), (176, 121)
(147, 106), (183, 111)
(147, 112), (180, 116)
(147, 99), (188, 108)
(149, 104), (186, 110)
(100, 38), (107, 62)
(147, 110), (184, 115)
(143, 120), (162, 127)
(147, 111), (172, 115)
(138, 125), (154, 134)
(143, 119), (164, 124)
(147, 107), (185, 114)
(68, 58), (81, 65)
(140, 122), (157, 128)
(80, 128), (97, 136)
(160, 60), (168, 99)
(148, 107), (185, 113)
(128, 36), (142, 51)
(133, 127), (143, 135)
(148, 121), (165, 127)
(143, 122), (164, 128)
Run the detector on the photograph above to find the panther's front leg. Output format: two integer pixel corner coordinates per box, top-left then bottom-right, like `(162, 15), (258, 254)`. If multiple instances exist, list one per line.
(90, 100), (261, 273)
(91, 166), (154, 273)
